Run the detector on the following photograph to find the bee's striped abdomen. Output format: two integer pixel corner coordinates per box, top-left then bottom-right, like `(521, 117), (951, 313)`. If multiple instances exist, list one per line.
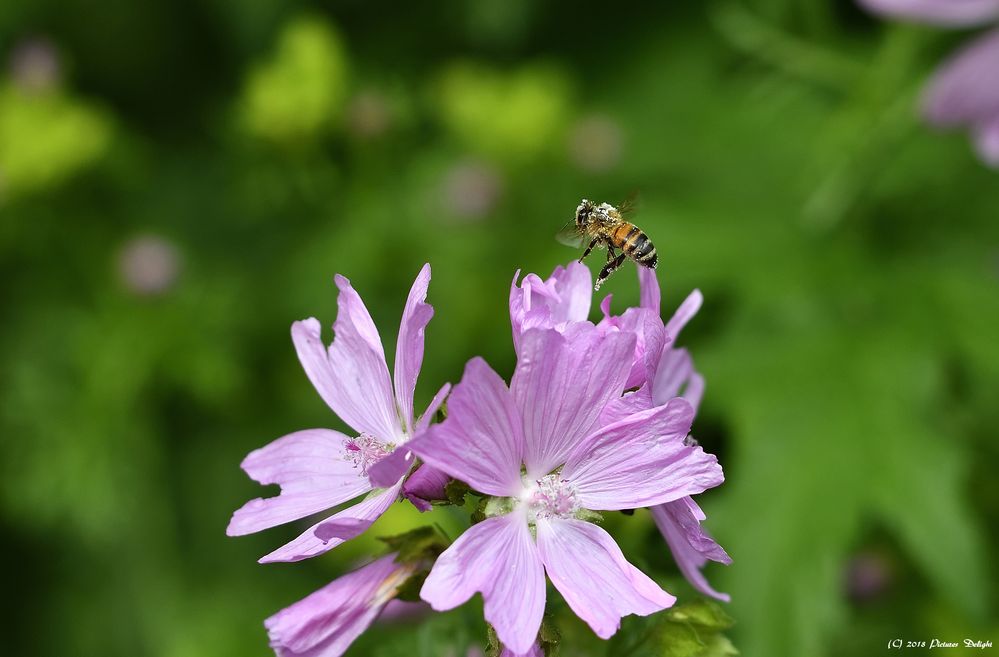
(613, 222), (658, 269)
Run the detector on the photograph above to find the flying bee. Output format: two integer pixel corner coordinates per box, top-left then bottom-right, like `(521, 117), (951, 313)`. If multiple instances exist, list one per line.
(557, 198), (657, 290)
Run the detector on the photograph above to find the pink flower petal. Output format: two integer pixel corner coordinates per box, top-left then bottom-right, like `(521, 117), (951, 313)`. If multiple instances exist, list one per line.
(259, 482), (402, 563)
(366, 448), (416, 488)
(973, 115), (999, 167)
(923, 28), (999, 127)
(665, 289), (703, 343)
(402, 464), (450, 512)
(652, 498), (732, 602)
(227, 429), (372, 536)
(598, 305), (668, 389)
(265, 554), (406, 657)
(421, 513), (545, 655)
(407, 358), (524, 497)
(537, 518), (675, 639)
(501, 645), (543, 657)
(510, 263), (593, 352)
(394, 264), (434, 433)
(638, 266), (661, 314)
(651, 348), (694, 404)
(858, 0), (999, 26)
(292, 315), (399, 445)
(683, 371), (705, 414)
(415, 382), (451, 433)
(599, 385), (654, 426)
(512, 327), (636, 477)
(564, 399), (723, 510)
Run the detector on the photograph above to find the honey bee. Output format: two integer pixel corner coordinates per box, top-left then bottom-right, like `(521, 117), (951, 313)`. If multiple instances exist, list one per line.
(557, 198), (657, 290)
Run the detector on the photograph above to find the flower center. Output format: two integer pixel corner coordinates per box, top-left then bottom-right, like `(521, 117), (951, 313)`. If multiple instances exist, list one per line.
(526, 474), (578, 521)
(345, 434), (392, 476)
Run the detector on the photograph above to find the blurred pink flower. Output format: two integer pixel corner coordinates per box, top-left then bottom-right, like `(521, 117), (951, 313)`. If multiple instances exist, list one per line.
(440, 159), (504, 220)
(227, 265), (449, 562)
(567, 114), (624, 173)
(860, 0), (999, 167)
(408, 325), (722, 653)
(8, 37), (61, 92)
(117, 235), (181, 296)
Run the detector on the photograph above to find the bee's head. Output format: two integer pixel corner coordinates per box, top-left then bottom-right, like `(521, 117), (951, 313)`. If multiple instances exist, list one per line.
(575, 198), (595, 228)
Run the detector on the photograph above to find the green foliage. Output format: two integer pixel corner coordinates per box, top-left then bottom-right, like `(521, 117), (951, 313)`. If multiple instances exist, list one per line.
(607, 601), (736, 657)
(435, 61), (572, 163)
(0, 84), (112, 200)
(379, 525), (448, 564)
(443, 478), (471, 506)
(239, 14), (348, 145)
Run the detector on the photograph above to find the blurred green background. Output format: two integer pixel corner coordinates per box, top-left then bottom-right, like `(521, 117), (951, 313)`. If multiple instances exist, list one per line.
(1, 1), (996, 656)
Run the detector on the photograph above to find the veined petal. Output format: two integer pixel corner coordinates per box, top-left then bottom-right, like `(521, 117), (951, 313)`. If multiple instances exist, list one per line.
(652, 498), (732, 602)
(259, 482), (402, 563)
(407, 358), (524, 497)
(265, 554), (407, 657)
(394, 264), (434, 433)
(683, 371), (705, 414)
(638, 266), (661, 315)
(510, 263), (593, 352)
(366, 448), (416, 488)
(548, 262), (593, 325)
(598, 299), (668, 390)
(924, 28), (999, 127)
(664, 289), (703, 343)
(564, 400), (723, 510)
(858, 0), (999, 26)
(512, 327), (635, 477)
(501, 644), (543, 657)
(291, 315), (398, 444)
(415, 382), (451, 434)
(402, 464), (450, 512)
(599, 385), (654, 427)
(537, 518), (675, 639)
(227, 430), (372, 536)
(421, 513), (545, 655)
(329, 275), (403, 441)
(651, 348), (694, 405)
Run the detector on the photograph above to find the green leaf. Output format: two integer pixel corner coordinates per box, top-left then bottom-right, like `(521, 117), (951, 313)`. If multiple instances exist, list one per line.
(379, 526), (448, 564)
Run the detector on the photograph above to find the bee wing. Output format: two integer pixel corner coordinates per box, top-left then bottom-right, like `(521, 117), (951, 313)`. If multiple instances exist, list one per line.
(555, 224), (588, 248)
(618, 190), (642, 218)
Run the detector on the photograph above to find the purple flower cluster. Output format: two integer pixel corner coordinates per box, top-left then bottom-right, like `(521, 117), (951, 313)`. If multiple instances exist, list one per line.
(860, 0), (999, 167)
(228, 261), (729, 657)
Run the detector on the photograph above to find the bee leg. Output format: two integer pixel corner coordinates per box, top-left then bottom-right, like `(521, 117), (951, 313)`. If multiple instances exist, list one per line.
(595, 253), (627, 291)
(578, 238), (599, 262)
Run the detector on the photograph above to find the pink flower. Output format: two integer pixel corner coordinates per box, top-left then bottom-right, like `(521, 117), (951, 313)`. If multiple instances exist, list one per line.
(266, 553), (416, 657)
(860, 0), (999, 167)
(408, 326), (723, 653)
(227, 264), (449, 562)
